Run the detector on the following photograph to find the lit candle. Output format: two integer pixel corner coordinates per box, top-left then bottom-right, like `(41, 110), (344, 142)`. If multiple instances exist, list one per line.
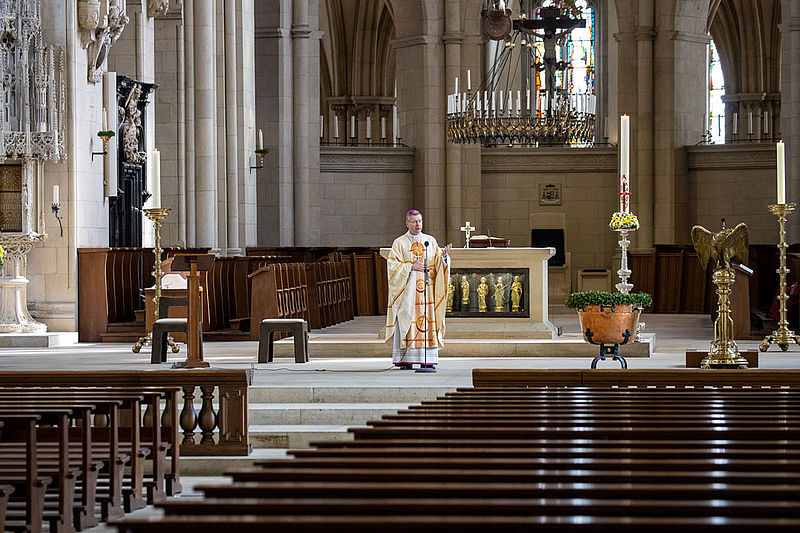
(320, 115), (324, 138)
(102, 107), (108, 130)
(454, 77), (459, 95)
(350, 115), (355, 138)
(732, 112), (738, 136)
(258, 129), (263, 150)
(620, 114), (630, 213)
(152, 149), (161, 208)
(492, 91), (496, 117)
(516, 91), (521, 116)
(748, 112), (753, 135)
(381, 117), (386, 139)
(467, 70), (471, 91)
(777, 140), (786, 204)
(333, 116), (339, 138)
(52, 185), (59, 206)
(366, 116), (372, 139)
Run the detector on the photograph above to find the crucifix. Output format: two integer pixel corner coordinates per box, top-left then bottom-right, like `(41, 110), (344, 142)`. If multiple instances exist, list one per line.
(461, 221), (476, 248)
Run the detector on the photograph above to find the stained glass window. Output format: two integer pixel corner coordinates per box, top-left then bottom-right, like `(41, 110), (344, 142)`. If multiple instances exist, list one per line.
(708, 40), (725, 143)
(532, 0), (595, 112)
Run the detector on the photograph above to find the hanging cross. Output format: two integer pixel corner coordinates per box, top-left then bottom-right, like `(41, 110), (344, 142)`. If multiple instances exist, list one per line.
(461, 221), (476, 248)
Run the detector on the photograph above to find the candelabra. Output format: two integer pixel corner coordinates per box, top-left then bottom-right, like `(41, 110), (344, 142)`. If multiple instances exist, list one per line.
(615, 229), (633, 294)
(250, 148), (268, 172)
(132, 207), (179, 354)
(759, 203), (800, 352)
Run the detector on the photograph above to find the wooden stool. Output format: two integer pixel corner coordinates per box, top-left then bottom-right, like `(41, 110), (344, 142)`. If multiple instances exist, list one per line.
(258, 319), (309, 363)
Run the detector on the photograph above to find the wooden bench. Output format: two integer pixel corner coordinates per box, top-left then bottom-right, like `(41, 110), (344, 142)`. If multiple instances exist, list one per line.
(113, 371), (800, 532)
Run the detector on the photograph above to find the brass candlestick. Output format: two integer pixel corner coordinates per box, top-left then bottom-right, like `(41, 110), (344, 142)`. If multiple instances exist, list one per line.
(760, 203), (800, 352)
(132, 207), (178, 354)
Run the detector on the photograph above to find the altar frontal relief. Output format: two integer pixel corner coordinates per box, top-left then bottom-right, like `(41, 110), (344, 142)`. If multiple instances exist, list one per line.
(447, 268), (529, 318)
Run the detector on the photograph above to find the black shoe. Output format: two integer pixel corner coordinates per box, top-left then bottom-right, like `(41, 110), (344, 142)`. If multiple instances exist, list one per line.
(395, 363), (413, 370)
(419, 364), (436, 369)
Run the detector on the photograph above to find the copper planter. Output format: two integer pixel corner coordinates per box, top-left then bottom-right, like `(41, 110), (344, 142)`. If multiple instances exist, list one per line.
(577, 305), (641, 345)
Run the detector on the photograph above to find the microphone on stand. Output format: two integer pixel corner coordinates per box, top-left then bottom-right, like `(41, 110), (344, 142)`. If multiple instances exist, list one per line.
(416, 241), (436, 373)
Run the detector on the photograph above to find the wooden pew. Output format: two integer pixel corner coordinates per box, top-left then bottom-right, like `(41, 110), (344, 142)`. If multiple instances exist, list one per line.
(114, 371), (800, 532)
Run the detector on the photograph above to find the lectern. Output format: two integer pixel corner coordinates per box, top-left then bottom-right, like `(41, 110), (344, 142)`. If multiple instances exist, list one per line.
(170, 254), (215, 368)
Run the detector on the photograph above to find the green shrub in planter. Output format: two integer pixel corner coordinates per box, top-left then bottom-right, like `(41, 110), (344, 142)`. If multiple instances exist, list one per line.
(565, 291), (652, 310)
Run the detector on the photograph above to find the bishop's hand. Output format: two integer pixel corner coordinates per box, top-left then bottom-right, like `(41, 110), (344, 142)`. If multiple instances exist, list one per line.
(442, 244), (452, 256)
(411, 257), (425, 272)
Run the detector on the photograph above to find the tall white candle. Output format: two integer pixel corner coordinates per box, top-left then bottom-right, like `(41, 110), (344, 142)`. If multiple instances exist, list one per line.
(516, 91), (521, 116)
(620, 114), (630, 212)
(492, 91), (496, 117)
(52, 185), (59, 206)
(152, 149), (161, 208)
(454, 77), (459, 95)
(350, 115), (355, 138)
(732, 112), (738, 135)
(366, 116), (372, 139)
(777, 141), (786, 204)
(320, 115), (324, 138)
(763, 111), (769, 135)
(333, 116), (339, 138)
(258, 129), (263, 150)
(526, 89), (531, 112)
(467, 70), (471, 91)
(748, 112), (753, 135)
(102, 107), (108, 130)
(381, 117), (386, 139)
(507, 92), (512, 117)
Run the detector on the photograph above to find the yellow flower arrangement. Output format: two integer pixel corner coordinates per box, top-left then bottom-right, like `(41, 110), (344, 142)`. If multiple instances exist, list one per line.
(609, 211), (639, 230)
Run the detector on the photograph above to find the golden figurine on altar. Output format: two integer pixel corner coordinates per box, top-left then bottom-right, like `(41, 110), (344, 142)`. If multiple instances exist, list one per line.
(477, 276), (488, 312)
(510, 275), (523, 312)
(446, 276), (455, 312)
(461, 275), (470, 305)
(494, 278), (505, 312)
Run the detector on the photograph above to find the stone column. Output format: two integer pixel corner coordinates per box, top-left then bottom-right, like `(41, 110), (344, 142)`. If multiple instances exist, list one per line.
(177, 21), (187, 245)
(443, 0), (463, 246)
(193, 0), (217, 249)
(292, 0), (312, 245)
(224, 0), (241, 254)
(781, 0), (800, 241)
(635, 1), (655, 251)
(184, 0), (196, 245)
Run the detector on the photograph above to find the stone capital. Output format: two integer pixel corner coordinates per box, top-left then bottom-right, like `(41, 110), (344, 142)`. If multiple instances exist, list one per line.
(391, 34), (439, 49)
(634, 26), (656, 41)
(442, 31), (464, 45)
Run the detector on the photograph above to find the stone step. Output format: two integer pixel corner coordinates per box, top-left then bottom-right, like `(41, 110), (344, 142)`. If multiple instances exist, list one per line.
(248, 402), (408, 425)
(249, 424), (359, 448)
(248, 386), (455, 404)
(174, 448), (291, 476)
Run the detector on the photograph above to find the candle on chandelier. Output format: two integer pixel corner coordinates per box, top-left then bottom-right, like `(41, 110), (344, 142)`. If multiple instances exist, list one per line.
(748, 111), (753, 135)
(333, 116), (339, 138)
(620, 114), (630, 213)
(467, 70), (471, 91)
(732, 112), (738, 136)
(516, 91), (521, 116)
(381, 117), (386, 139)
(763, 111), (769, 135)
(350, 115), (355, 138)
(320, 115), (324, 138)
(777, 140), (786, 204)
(366, 116), (372, 139)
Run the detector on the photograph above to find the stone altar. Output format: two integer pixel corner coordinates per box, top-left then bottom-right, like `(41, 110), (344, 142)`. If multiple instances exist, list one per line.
(380, 247), (558, 339)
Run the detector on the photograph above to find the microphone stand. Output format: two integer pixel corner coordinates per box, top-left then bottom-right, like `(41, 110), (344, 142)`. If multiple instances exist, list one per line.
(487, 225), (494, 248)
(416, 241), (436, 373)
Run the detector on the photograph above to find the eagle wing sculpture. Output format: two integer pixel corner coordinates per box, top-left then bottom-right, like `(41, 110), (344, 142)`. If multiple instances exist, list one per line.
(691, 223), (749, 271)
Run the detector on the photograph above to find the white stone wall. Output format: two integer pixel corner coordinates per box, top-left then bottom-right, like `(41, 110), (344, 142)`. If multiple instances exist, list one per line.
(687, 144), (779, 245)
(319, 147), (413, 247)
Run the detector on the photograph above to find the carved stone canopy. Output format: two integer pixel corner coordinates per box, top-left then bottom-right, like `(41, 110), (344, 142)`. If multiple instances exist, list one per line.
(116, 76), (157, 165)
(77, 0), (130, 83)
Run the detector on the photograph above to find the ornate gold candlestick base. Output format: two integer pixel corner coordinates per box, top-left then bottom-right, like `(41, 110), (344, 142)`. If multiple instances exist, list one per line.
(132, 207), (179, 354)
(760, 203), (800, 352)
(701, 267), (749, 369)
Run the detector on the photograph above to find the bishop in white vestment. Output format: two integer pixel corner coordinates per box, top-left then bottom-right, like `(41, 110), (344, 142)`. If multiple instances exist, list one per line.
(385, 210), (451, 368)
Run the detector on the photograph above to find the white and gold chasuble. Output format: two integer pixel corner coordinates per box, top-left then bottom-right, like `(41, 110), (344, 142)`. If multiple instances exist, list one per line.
(385, 232), (450, 364)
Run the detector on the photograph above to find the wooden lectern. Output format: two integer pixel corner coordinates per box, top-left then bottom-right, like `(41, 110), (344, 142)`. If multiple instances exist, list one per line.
(170, 254), (215, 368)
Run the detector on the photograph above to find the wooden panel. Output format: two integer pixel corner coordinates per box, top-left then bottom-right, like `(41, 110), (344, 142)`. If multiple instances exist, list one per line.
(680, 252), (709, 313)
(78, 248), (111, 342)
(248, 266), (279, 340)
(375, 253), (389, 314)
(731, 265), (752, 339)
(629, 253), (655, 299)
(353, 254), (377, 315)
(654, 252), (683, 313)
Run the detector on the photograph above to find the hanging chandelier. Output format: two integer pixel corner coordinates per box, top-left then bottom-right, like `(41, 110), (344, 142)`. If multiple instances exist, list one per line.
(447, 0), (596, 147)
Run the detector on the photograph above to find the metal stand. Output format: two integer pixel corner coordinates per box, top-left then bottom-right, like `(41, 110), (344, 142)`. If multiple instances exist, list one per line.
(701, 266), (748, 368)
(132, 208), (179, 354)
(760, 203), (800, 352)
(585, 327), (630, 369)
(615, 228), (633, 294)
